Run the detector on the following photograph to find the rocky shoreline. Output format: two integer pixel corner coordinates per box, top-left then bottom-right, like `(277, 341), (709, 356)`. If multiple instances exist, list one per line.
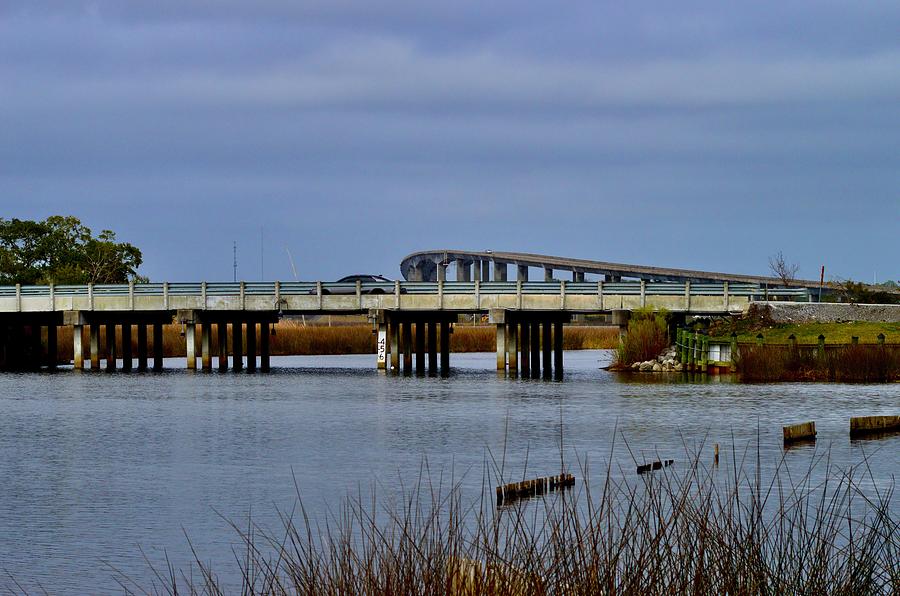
(627, 347), (683, 372)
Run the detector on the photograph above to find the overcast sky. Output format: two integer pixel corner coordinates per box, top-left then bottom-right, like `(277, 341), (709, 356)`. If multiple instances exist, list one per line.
(1, 1), (897, 282)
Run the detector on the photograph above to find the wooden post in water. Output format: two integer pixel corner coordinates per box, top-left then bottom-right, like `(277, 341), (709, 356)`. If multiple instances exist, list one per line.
(783, 421), (817, 444)
(714, 443), (719, 466)
(730, 332), (738, 372)
(699, 334), (708, 373)
(850, 416), (900, 437)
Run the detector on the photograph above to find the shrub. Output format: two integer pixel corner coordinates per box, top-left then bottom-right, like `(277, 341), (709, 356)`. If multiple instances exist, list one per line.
(613, 309), (669, 367)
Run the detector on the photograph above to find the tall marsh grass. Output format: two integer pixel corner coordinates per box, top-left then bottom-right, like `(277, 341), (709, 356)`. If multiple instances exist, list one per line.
(122, 444), (899, 594)
(735, 344), (900, 382)
(613, 309), (669, 368)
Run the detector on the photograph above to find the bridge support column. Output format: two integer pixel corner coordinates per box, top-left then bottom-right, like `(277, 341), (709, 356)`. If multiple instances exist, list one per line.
(152, 323), (163, 371)
(553, 321), (564, 380)
(402, 321), (412, 375)
(185, 323), (196, 370)
(482, 261), (490, 282)
(137, 324), (147, 371)
(605, 274), (621, 282)
(427, 321), (437, 375)
(473, 260), (482, 282)
(246, 321), (257, 372)
(542, 322), (552, 379)
(519, 322), (530, 377)
(439, 320), (450, 376)
(530, 322), (540, 378)
(260, 322), (270, 372)
(457, 261), (471, 282)
(46, 323), (57, 369)
(507, 322), (518, 375)
(121, 323), (132, 371)
(415, 321), (426, 376)
(544, 267), (553, 282)
(437, 263), (447, 282)
(201, 322), (211, 370)
(494, 262), (507, 282)
(389, 319), (399, 373)
(233, 322), (243, 371)
(106, 322), (117, 370)
(573, 271), (585, 282)
(90, 324), (100, 370)
(218, 322), (229, 370)
(73, 324), (84, 369)
(517, 265), (528, 282)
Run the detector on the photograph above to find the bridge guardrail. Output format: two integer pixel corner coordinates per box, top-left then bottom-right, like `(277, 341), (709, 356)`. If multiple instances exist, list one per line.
(0, 281), (812, 301)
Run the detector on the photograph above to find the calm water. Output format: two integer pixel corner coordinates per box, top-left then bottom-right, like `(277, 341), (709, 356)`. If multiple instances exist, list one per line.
(1, 350), (898, 593)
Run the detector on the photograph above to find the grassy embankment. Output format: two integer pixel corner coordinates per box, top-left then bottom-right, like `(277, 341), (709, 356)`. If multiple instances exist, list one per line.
(715, 321), (900, 345)
(54, 323), (619, 360)
(122, 446), (899, 594)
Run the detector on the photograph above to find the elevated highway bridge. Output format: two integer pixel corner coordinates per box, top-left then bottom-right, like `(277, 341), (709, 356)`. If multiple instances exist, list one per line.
(401, 249), (824, 290)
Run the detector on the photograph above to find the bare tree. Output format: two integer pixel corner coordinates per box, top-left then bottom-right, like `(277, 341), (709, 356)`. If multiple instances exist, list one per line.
(768, 251), (800, 286)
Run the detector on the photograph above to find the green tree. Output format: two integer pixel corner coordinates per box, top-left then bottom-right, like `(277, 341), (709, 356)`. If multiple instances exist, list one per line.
(0, 216), (145, 284)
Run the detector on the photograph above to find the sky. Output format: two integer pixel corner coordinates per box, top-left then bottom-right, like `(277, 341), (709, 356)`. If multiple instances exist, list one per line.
(1, 1), (898, 283)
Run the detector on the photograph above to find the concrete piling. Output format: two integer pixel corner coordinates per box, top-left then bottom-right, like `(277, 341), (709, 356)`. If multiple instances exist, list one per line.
(200, 322), (211, 370)
(542, 323), (552, 380)
(427, 321), (437, 375)
(553, 321), (563, 380)
(232, 322), (243, 371)
(519, 322), (530, 377)
(73, 324), (84, 369)
(260, 322), (271, 372)
(121, 323), (132, 371)
(185, 322), (196, 370)
(152, 323), (163, 371)
(90, 324), (100, 370)
(507, 322), (518, 374)
(402, 321), (412, 375)
(439, 320), (450, 376)
(106, 322), (117, 370)
(415, 321), (426, 375)
(246, 321), (257, 371)
(530, 322), (540, 379)
(218, 322), (228, 370)
(137, 324), (147, 371)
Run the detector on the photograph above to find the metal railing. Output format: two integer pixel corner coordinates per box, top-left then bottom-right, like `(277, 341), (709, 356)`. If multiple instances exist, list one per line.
(0, 281), (811, 300)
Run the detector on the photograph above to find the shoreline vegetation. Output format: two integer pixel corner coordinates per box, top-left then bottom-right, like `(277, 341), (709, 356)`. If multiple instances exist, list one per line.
(53, 322), (619, 361)
(114, 445), (899, 594)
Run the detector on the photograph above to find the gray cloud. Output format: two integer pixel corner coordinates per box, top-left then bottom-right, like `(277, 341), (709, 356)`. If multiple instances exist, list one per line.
(0, 1), (897, 282)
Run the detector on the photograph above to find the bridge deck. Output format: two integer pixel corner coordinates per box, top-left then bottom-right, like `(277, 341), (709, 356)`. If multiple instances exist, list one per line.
(0, 281), (808, 316)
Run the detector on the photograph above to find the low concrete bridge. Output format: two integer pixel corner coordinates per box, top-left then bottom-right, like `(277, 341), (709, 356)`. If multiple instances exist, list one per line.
(0, 280), (807, 376)
(401, 249), (825, 289)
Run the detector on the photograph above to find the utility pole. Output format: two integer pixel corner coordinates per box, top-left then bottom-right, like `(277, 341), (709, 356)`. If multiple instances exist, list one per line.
(233, 241), (238, 282)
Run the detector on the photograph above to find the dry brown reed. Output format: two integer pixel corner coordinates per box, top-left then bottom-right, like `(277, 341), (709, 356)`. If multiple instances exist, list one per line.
(123, 443), (899, 595)
(735, 344), (900, 382)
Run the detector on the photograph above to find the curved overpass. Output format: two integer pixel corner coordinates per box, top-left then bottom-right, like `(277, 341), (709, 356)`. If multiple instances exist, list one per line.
(400, 249), (821, 288)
